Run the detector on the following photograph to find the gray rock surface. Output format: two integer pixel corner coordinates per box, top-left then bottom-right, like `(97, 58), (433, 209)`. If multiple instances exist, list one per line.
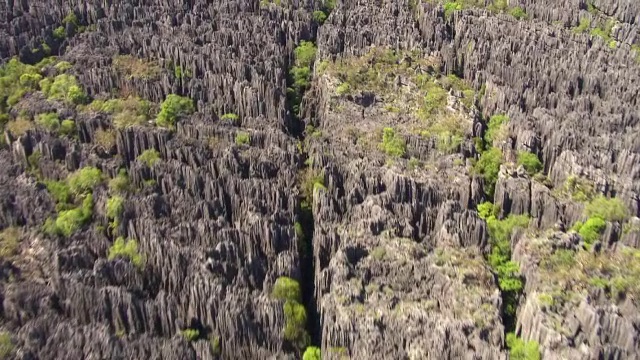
(0, 0), (639, 359)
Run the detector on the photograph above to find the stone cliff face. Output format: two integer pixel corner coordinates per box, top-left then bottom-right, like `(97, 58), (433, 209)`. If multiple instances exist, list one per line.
(0, 0), (639, 359)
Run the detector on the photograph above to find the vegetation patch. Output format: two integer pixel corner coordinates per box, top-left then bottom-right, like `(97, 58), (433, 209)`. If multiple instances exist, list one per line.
(379, 127), (406, 157)
(506, 333), (540, 360)
(181, 328), (200, 342)
(288, 41), (317, 116)
(35, 112), (60, 132)
(156, 94), (194, 128)
(41, 74), (87, 105)
(106, 195), (125, 228)
(473, 147), (503, 197)
(0, 332), (13, 359)
(534, 243), (640, 306)
(108, 237), (144, 268)
(235, 131), (250, 146)
(86, 97), (151, 129)
(517, 151), (542, 175)
(0, 227), (21, 259)
(272, 276), (310, 349)
(556, 175), (595, 202)
(67, 167), (103, 195)
(94, 129), (116, 149)
(479, 203), (530, 327)
(303, 346), (321, 360)
(113, 55), (161, 80)
(44, 194), (94, 237)
(109, 169), (131, 193)
(137, 149), (161, 167)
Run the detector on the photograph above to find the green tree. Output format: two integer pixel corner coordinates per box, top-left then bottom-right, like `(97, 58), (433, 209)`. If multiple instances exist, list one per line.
(506, 333), (540, 360)
(36, 112), (61, 131)
(106, 195), (125, 227)
(67, 167), (103, 195)
(576, 217), (606, 245)
(379, 127), (406, 157)
(484, 114), (508, 145)
(156, 94), (194, 128)
(585, 196), (628, 222)
(272, 277), (302, 302)
(60, 119), (76, 136)
(517, 151), (542, 175)
(474, 147), (503, 197)
(46, 74), (87, 104)
(303, 346), (321, 360)
(294, 41), (318, 68)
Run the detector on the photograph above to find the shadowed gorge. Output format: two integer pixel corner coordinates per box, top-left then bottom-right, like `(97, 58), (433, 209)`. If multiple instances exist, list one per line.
(0, 0), (639, 359)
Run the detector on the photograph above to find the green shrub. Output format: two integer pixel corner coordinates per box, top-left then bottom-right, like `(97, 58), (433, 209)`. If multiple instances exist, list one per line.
(474, 147), (503, 197)
(36, 112), (60, 131)
(444, 1), (463, 18)
(508, 6), (527, 20)
(335, 82), (351, 95)
(303, 346), (321, 360)
(0, 227), (21, 258)
(563, 175), (595, 201)
(45, 74), (87, 105)
(94, 129), (116, 149)
(517, 151), (542, 175)
(294, 41), (318, 68)
(272, 277), (303, 303)
(301, 169), (325, 209)
(477, 201), (499, 219)
(182, 328), (200, 342)
(210, 336), (221, 354)
(6, 117), (34, 136)
(484, 114), (508, 145)
(106, 195), (125, 225)
(585, 196), (628, 222)
(86, 97), (151, 128)
(574, 17), (591, 33)
(290, 66), (312, 90)
(54, 61), (72, 73)
(506, 333), (540, 360)
(67, 167), (103, 195)
(45, 180), (72, 204)
(380, 127), (406, 157)
(371, 246), (386, 260)
(109, 169), (131, 193)
(283, 299), (309, 348)
(578, 217), (606, 245)
(53, 26), (66, 39)
(324, 0), (336, 11)
(113, 110), (146, 128)
(220, 113), (239, 122)
(62, 12), (79, 26)
(54, 194), (94, 237)
(108, 237), (144, 268)
(485, 214), (530, 318)
(112, 55), (161, 80)
(19, 73), (42, 87)
(235, 131), (250, 145)
(60, 119), (76, 136)
(173, 66), (191, 79)
(0, 332), (13, 358)
(418, 83), (448, 119)
(436, 131), (463, 154)
(137, 149), (161, 167)
(313, 10), (328, 24)
(156, 94), (194, 128)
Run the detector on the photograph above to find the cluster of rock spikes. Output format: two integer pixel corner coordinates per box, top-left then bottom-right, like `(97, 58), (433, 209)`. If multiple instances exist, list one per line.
(0, 0), (639, 359)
